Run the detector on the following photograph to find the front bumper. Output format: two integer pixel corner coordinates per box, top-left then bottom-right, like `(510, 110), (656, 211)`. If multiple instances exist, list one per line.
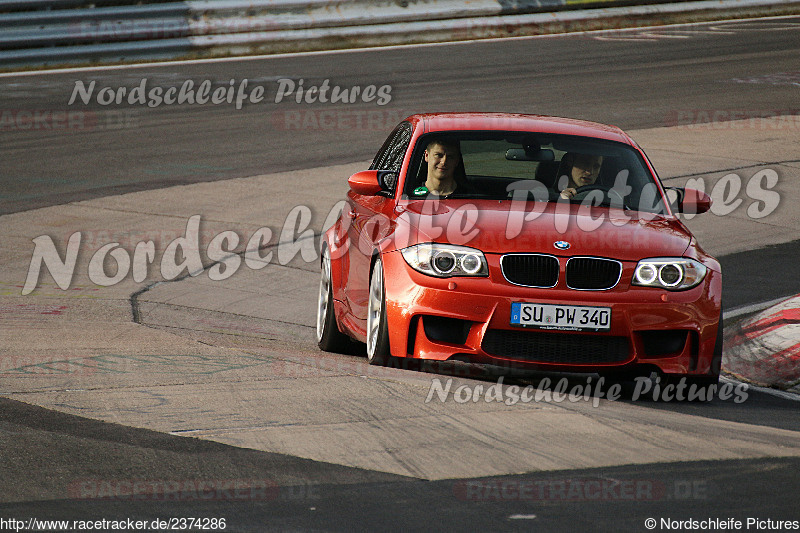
(381, 249), (722, 377)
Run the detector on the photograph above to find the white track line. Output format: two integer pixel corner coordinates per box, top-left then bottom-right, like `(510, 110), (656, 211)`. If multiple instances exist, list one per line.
(723, 295), (795, 321)
(722, 376), (800, 402)
(0, 15), (797, 78)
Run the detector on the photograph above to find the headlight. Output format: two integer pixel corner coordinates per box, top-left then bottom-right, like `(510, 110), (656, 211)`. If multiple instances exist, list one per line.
(401, 243), (489, 277)
(632, 258), (707, 291)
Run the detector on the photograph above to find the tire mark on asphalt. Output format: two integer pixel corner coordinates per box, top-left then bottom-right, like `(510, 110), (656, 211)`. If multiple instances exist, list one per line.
(659, 159), (800, 181)
(130, 232), (321, 323)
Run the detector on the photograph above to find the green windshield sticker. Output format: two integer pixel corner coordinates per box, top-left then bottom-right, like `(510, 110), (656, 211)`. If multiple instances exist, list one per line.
(413, 186), (429, 195)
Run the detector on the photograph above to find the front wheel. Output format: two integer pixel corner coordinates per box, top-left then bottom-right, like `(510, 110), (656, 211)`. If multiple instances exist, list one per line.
(317, 246), (349, 352)
(366, 256), (391, 366)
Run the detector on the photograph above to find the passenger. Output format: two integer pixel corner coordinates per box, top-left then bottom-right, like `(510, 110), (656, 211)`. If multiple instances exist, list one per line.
(558, 153), (603, 199)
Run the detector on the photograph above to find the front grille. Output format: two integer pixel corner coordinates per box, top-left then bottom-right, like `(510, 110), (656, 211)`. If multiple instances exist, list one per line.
(566, 257), (622, 290)
(482, 329), (630, 364)
(501, 254), (559, 288)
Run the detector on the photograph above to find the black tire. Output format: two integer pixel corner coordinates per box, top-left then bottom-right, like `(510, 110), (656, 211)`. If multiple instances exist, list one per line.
(316, 247), (349, 353)
(366, 256), (391, 366)
(675, 375), (719, 402)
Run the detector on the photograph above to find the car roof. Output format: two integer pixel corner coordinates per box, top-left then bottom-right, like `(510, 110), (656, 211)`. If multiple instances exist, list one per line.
(407, 112), (633, 144)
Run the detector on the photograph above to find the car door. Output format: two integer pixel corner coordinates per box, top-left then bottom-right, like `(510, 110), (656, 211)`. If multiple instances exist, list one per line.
(344, 122), (411, 321)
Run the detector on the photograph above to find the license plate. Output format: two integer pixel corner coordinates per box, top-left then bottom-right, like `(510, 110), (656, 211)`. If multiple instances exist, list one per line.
(510, 303), (611, 331)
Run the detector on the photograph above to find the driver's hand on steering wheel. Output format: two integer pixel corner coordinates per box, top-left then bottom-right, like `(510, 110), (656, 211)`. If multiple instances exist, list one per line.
(560, 187), (577, 199)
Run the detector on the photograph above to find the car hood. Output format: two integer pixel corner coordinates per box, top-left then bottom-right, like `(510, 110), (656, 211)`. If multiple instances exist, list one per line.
(393, 200), (692, 261)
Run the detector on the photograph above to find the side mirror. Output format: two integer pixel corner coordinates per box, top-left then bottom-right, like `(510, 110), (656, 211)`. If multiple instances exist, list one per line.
(348, 170), (397, 196)
(668, 187), (712, 214)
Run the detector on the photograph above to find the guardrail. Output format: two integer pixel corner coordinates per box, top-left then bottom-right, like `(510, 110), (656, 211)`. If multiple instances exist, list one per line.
(1, 0), (799, 70)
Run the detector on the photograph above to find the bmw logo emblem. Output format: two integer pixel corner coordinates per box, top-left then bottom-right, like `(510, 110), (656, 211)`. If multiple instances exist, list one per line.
(554, 241), (571, 250)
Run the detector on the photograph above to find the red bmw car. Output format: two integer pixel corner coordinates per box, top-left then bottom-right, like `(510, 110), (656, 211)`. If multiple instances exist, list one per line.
(317, 113), (722, 387)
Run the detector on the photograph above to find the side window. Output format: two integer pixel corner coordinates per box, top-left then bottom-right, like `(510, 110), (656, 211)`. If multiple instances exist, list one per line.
(370, 122), (412, 191)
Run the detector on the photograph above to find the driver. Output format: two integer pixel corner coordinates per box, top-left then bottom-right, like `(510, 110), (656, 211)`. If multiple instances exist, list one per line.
(557, 153), (603, 200)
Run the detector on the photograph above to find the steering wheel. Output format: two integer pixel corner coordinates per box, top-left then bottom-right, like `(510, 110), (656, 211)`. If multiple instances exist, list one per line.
(575, 184), (629, 209)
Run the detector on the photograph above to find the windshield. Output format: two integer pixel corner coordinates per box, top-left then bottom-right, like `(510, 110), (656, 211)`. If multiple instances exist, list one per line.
(403, 131), (667, 214)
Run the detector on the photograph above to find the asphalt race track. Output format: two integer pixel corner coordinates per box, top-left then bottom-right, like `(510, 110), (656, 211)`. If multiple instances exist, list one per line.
(3, 17), (800, 215)
(1, 16), (800, 532)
